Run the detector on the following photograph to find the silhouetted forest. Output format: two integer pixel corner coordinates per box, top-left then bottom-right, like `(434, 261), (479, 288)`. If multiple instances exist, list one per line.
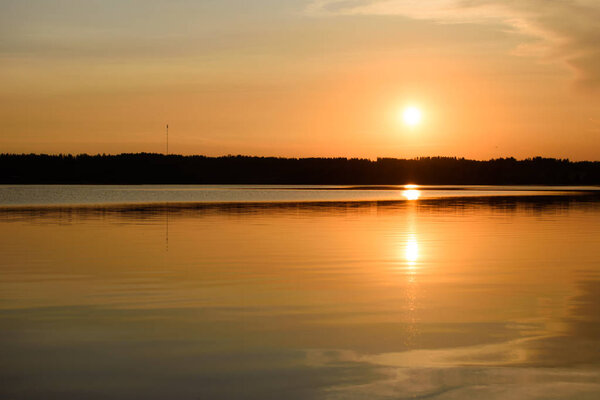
(2, 153), (600, 185)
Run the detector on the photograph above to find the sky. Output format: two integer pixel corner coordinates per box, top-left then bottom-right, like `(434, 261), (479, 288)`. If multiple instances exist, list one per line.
(1, 0), (599, 160)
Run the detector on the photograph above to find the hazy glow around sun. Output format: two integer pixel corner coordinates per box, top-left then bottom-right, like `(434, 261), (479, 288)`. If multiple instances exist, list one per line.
(402, 106), (422, 127)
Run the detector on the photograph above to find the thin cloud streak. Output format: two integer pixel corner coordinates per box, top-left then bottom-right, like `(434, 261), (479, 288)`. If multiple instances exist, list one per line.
(307, 0), (600, 89)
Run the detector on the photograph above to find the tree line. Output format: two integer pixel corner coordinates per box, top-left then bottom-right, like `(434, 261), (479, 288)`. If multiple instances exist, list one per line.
(1, 153), (600, 185)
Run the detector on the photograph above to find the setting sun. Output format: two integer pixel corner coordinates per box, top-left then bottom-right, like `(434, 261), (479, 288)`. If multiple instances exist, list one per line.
(402, 107), (422, 127)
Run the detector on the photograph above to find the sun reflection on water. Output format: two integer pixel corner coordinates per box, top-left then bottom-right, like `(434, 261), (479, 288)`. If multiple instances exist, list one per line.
(403, 185), (420, 200)
(405, 235), (419, 268)
(401, 233), (421, 345)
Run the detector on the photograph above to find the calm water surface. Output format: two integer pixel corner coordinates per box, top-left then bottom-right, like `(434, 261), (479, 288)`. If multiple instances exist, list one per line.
(0, 184), (593, 206)
(2, 186), (600, 399)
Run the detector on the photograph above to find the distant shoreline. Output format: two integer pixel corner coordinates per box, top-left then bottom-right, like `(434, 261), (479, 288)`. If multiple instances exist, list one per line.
(2, 153), (600, 185)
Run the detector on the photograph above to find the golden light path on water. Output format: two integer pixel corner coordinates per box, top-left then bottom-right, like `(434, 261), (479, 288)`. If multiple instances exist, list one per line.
(403, 184), (421, 201)
(405, 234), (419, 268)
(401, 185), (421, 270)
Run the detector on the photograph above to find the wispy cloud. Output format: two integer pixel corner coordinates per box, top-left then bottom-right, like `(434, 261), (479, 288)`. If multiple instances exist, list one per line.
(306, 0), (600, 89)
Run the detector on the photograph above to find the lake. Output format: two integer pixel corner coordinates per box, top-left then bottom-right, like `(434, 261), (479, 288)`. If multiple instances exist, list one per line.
(2, 185), (600, 399)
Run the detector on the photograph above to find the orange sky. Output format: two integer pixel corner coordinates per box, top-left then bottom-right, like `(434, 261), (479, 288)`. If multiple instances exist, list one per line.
(1, 0), (599, 159)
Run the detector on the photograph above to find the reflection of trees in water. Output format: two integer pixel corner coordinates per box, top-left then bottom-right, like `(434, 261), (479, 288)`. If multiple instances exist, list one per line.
(2, 194), (599, 222)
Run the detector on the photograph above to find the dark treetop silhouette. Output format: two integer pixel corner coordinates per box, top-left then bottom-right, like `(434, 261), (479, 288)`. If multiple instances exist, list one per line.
(1, 153), (600, 185)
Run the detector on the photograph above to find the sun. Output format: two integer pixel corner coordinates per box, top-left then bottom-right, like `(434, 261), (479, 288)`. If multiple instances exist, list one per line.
(402, 106), (422, 127)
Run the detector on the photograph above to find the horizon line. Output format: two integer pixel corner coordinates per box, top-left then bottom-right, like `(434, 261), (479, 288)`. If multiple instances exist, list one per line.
(2, 153), (599, 163)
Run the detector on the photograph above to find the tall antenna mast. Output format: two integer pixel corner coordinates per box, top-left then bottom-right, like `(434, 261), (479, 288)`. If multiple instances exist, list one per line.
(166, 124), (169, 155)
